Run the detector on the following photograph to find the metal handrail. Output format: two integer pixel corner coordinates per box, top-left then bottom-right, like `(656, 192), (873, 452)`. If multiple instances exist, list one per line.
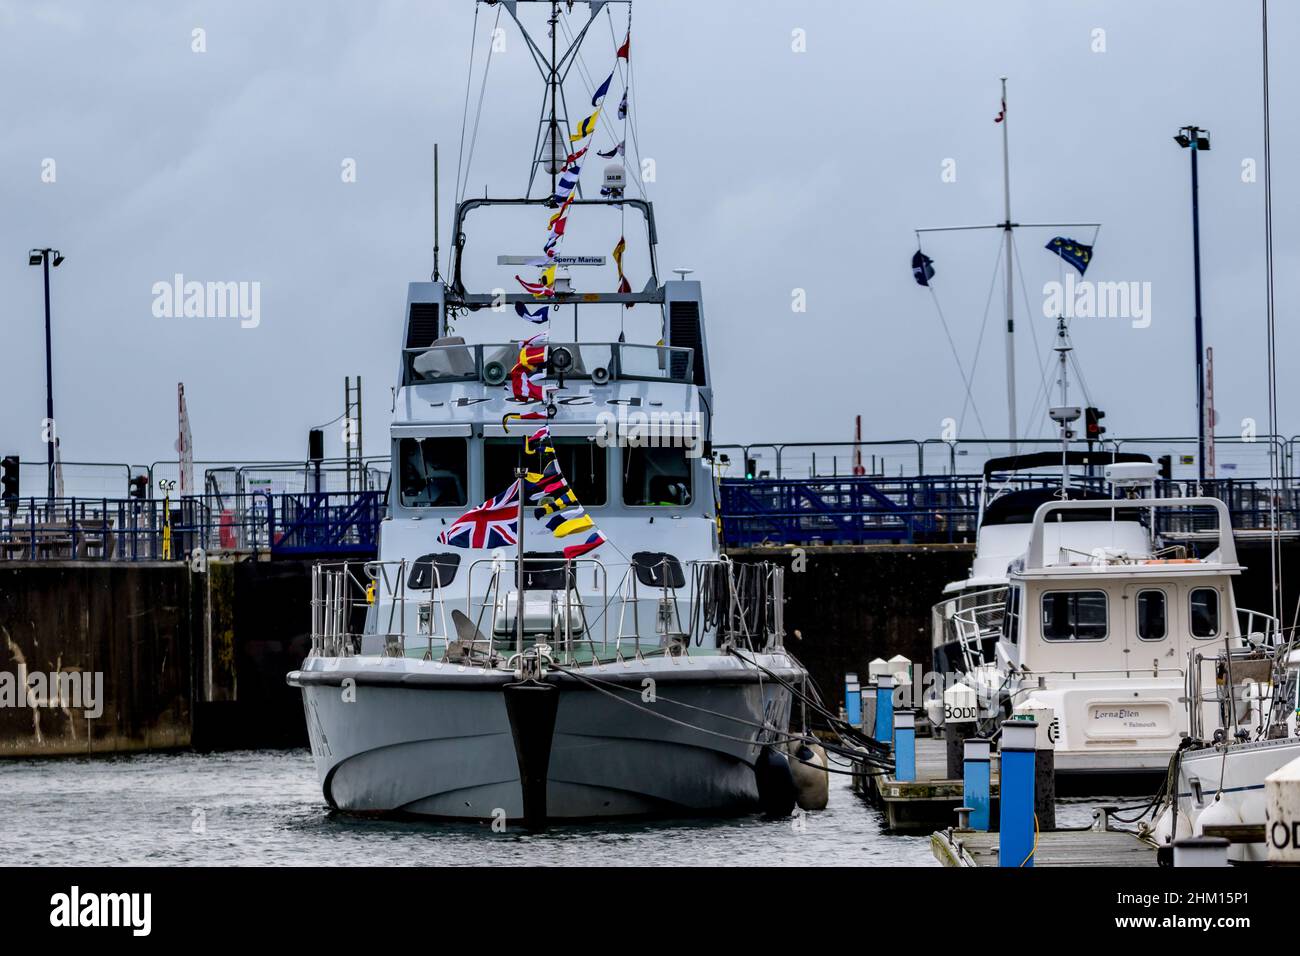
(308, 556), (786, 663)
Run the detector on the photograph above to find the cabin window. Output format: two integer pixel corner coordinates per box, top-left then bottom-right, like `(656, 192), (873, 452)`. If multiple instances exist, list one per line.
(623, 446), (693, 506)
(1190, 588), (1220, 638)
(484, 437), (607, 506)
(1002, 587), (1021, 644)
(1040, 590), (1108, 642)
(1136, 589), (1167, 641)
(398, 437), (468, 507)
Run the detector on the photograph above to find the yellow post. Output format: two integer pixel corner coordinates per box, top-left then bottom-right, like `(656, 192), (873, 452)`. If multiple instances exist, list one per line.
(161, 492), (172, 560)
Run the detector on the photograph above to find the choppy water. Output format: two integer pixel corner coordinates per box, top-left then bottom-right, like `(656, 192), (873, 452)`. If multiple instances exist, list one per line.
(0, 750), (1105, 866)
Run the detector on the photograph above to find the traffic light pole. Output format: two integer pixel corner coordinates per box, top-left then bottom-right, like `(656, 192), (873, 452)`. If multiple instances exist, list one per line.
(41, 252), (56, 507)
(1190, 139), (1206, 485)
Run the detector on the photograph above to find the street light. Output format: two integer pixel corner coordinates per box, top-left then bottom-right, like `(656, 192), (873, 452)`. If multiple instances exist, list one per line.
(28, 247), (63, 507)
(1174, 126), (1210, 484)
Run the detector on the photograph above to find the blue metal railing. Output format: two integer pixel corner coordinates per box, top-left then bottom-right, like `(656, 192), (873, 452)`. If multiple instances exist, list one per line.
(9, 475), (1298, 557)
(0, 490), (387, 561)
(719, 475), (1300, 547)
(267, 491), (385, 555)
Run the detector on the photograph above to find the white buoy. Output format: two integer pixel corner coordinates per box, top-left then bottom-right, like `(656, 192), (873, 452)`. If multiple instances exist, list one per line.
(1153, 804), (1195, 845)
(1193, 793), (1241, 836)
(786, 740), (829, 811)
(924, 695), (946, 729)
(1266, 754), (1300, 864)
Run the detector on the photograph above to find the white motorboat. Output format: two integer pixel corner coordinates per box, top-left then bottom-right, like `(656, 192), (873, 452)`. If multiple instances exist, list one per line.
(929, 324), (1278, 791)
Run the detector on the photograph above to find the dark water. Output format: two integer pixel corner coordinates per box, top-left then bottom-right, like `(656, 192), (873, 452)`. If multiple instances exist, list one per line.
(0, 750), (1104, 866)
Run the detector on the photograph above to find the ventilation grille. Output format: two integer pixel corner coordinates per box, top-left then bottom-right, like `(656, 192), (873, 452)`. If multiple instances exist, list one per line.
(406, 303), (441, 349)
(668, 300), (706, 385)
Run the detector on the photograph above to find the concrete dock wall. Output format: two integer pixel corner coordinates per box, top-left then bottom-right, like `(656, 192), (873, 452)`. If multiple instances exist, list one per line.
(0, 562), (194, 756)
(729, 545), (975, 701)
(0, 557), (320, 757)
(3, 539), (1298, 755)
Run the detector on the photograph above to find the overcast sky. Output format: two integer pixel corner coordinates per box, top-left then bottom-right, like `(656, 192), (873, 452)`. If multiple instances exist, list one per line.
(2, 0), (1296, 485)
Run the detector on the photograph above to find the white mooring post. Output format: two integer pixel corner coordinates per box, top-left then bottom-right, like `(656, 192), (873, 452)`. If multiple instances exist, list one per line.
(1266, 754), (1300, 864)
(864, 657), (888, 738)
(943, 681), (978, 779)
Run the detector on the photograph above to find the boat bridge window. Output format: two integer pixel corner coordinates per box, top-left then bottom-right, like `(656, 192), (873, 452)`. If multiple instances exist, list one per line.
(623, 446), (692, 506)
(1041, 590), (1108, 642)
(1002, 587), (1021, 644)
(399, 437), (468, 508)
(1136, 589), (1167, 641)
(1190, 588), (1220, 639)
(485, 437), (607, 506)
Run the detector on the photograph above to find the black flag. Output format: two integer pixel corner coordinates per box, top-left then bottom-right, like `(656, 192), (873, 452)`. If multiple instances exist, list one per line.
(912, 250), (935, 286)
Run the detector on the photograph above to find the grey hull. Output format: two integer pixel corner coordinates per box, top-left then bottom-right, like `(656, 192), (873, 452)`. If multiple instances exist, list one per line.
(294, 659), (798, 821)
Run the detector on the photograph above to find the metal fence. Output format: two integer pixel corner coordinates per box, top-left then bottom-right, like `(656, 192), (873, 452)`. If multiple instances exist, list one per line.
(713, 435), (1298, 482)
(0, 490), (386, 561)
(719, 475), (1300, 547)
(15, 457), (390, 503)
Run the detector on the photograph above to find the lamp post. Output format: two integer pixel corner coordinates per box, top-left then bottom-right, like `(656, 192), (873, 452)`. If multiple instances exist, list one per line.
(1174, 126), (1210, 484)
(28, 248), (64, 507)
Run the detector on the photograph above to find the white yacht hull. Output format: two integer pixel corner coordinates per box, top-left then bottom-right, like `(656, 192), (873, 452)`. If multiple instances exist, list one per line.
(1020, 678), (1183, 790)
(1176, 736), (1300, 862)
(290, 653), (802, 821)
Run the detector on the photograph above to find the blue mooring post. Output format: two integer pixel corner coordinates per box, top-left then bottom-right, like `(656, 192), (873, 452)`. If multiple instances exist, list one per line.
(874, 674), (894, 746)
(844, 673), (861, 727)
(962, 736), (992, 831)
(998, 719), (1038, 867)
(894, 710), (916, 781)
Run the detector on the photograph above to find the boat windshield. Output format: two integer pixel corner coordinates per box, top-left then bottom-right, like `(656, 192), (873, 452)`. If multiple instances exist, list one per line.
(399, 437), (469, 507)
(484, 437), (607, 506)
(623, 446), (692, 506)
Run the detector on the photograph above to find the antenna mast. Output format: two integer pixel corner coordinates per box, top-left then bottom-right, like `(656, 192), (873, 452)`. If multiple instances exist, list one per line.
(433, 143), (441, 281)
(1000, 77), (1017, 455)
(1049, 317), (1078, 492)
(548, 1), (559, 198)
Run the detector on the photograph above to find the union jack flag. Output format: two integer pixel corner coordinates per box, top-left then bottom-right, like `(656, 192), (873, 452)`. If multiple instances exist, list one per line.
(437, 480), (521, 549)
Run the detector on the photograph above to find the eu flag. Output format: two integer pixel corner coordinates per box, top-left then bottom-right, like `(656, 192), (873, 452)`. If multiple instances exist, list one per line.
(1045, 237), (1093, 275)
(912, 250), (935, 286)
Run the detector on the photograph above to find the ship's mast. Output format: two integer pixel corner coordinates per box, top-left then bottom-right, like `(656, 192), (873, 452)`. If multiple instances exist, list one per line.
(548, 1), (559, 198)
(1000, 77), (1017, 456)
(915, 78), (1099, 456)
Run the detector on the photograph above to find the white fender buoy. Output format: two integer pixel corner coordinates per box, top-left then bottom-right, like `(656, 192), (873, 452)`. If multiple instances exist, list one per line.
(1193, 793), (1241, 836)
(786, 740), (829, 810)
(1153, 804), (1195, 845)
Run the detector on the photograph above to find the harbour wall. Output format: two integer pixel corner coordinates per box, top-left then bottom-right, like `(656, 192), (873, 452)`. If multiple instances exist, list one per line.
(0, 558), (316, 757)
(1, 540), (1297, 755)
